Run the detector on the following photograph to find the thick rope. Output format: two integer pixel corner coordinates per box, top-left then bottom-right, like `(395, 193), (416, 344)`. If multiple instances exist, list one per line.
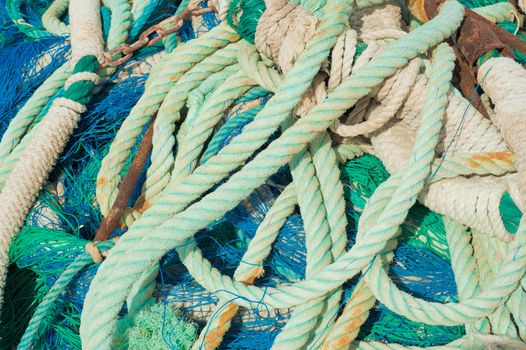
(80, 3), (465, 348)
(0, 0), (104, 315)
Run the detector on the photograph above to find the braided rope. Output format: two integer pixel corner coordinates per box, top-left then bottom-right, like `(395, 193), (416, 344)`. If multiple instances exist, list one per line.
(172, 69), (256, 184)
(95, 24), (239, 216)
(0, 53), (100, 315)
(0, 63), (71, 187)
(323, 40), (456, 342)
(0, 0), (133, 190)
(141, 43), (241, 208)
(272, 144), (336, 349)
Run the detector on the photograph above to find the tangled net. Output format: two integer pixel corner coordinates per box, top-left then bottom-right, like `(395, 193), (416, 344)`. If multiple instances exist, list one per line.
(1, 0), (526, 349)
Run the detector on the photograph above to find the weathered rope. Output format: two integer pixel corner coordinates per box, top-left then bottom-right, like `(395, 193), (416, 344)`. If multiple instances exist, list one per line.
(80, 3), (466, 348)
(0, 0), (104, 311)
(17, 239), (116, 349)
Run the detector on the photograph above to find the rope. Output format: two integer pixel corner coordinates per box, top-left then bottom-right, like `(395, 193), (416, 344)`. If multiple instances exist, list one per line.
(478, 57), (526, 212)
(0, 0), (104, 314)
(95, 23), (239, 217)
(5, 0), (53, 39)
(17, 239), (115, 349)
(42, 0), (70, 36)
(0, 54), (100, 314)
(80, 3), (466, 348)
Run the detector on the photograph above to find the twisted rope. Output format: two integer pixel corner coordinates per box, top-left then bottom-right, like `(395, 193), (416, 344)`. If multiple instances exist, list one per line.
(0, 57), (100, 313)
(80, 3), (465, 348)
(17, 239), (115, 349)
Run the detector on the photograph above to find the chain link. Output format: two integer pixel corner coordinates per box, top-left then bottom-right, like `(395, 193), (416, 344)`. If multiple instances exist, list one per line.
(103, 2), (215, 67)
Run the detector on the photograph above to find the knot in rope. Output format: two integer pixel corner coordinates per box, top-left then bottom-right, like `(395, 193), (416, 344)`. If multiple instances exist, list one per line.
(350, 2), (406, 42)
(53, 97), (87, 114)
(85, 242), (103, 263)
(255, 0), (318, 74)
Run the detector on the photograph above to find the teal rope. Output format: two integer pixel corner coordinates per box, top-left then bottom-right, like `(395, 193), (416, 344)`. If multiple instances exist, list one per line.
(80, 2), (464, 348)
(126, 65), (254, 321)
(130, 0), (160, 39)
(105, 0), (133, 52)
(6, 0), (52, 39)
(193, 183), (297, 348)
(201, 104), (263, 163)
(99, 0), (133, 80)
(105, 42), (243, 322)
(17, 240), (115, 349)
(163, 0), (192, 52)
(171, 69), (255, 183)
(141, 42), (241, 207)
(273, 140), (336, 348)
(96, 24), (239, 217)
(359, 41), (456, 323)
(178, 64), (241, 151)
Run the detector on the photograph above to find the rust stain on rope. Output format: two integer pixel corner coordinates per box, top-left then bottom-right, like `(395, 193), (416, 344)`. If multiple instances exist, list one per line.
(93, 115), (156, 241)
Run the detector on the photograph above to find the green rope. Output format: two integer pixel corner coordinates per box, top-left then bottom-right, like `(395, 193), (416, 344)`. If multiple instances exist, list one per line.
(80, 3), (466, 348)
(17, 238), (115, 349)
(229, 0), (266, 44)
(5, 0), (52, 39)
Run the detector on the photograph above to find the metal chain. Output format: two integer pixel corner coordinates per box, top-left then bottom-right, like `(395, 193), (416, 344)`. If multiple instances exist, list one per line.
(103, 2), (215, 67)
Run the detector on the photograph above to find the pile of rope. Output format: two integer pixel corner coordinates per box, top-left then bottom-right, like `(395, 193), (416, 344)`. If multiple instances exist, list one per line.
(2, 0), (526, 348)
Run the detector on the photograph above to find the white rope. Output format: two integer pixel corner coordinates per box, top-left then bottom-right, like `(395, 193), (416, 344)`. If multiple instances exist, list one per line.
(69, 0), (105, 65)
(330, 4), (515, 241)
(0, 98), (84, 310)
(350, 2), (404, 42)
(479, 57), (526, 212)
(65, 72), (101, 90)
(0, 0), (103, 315)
